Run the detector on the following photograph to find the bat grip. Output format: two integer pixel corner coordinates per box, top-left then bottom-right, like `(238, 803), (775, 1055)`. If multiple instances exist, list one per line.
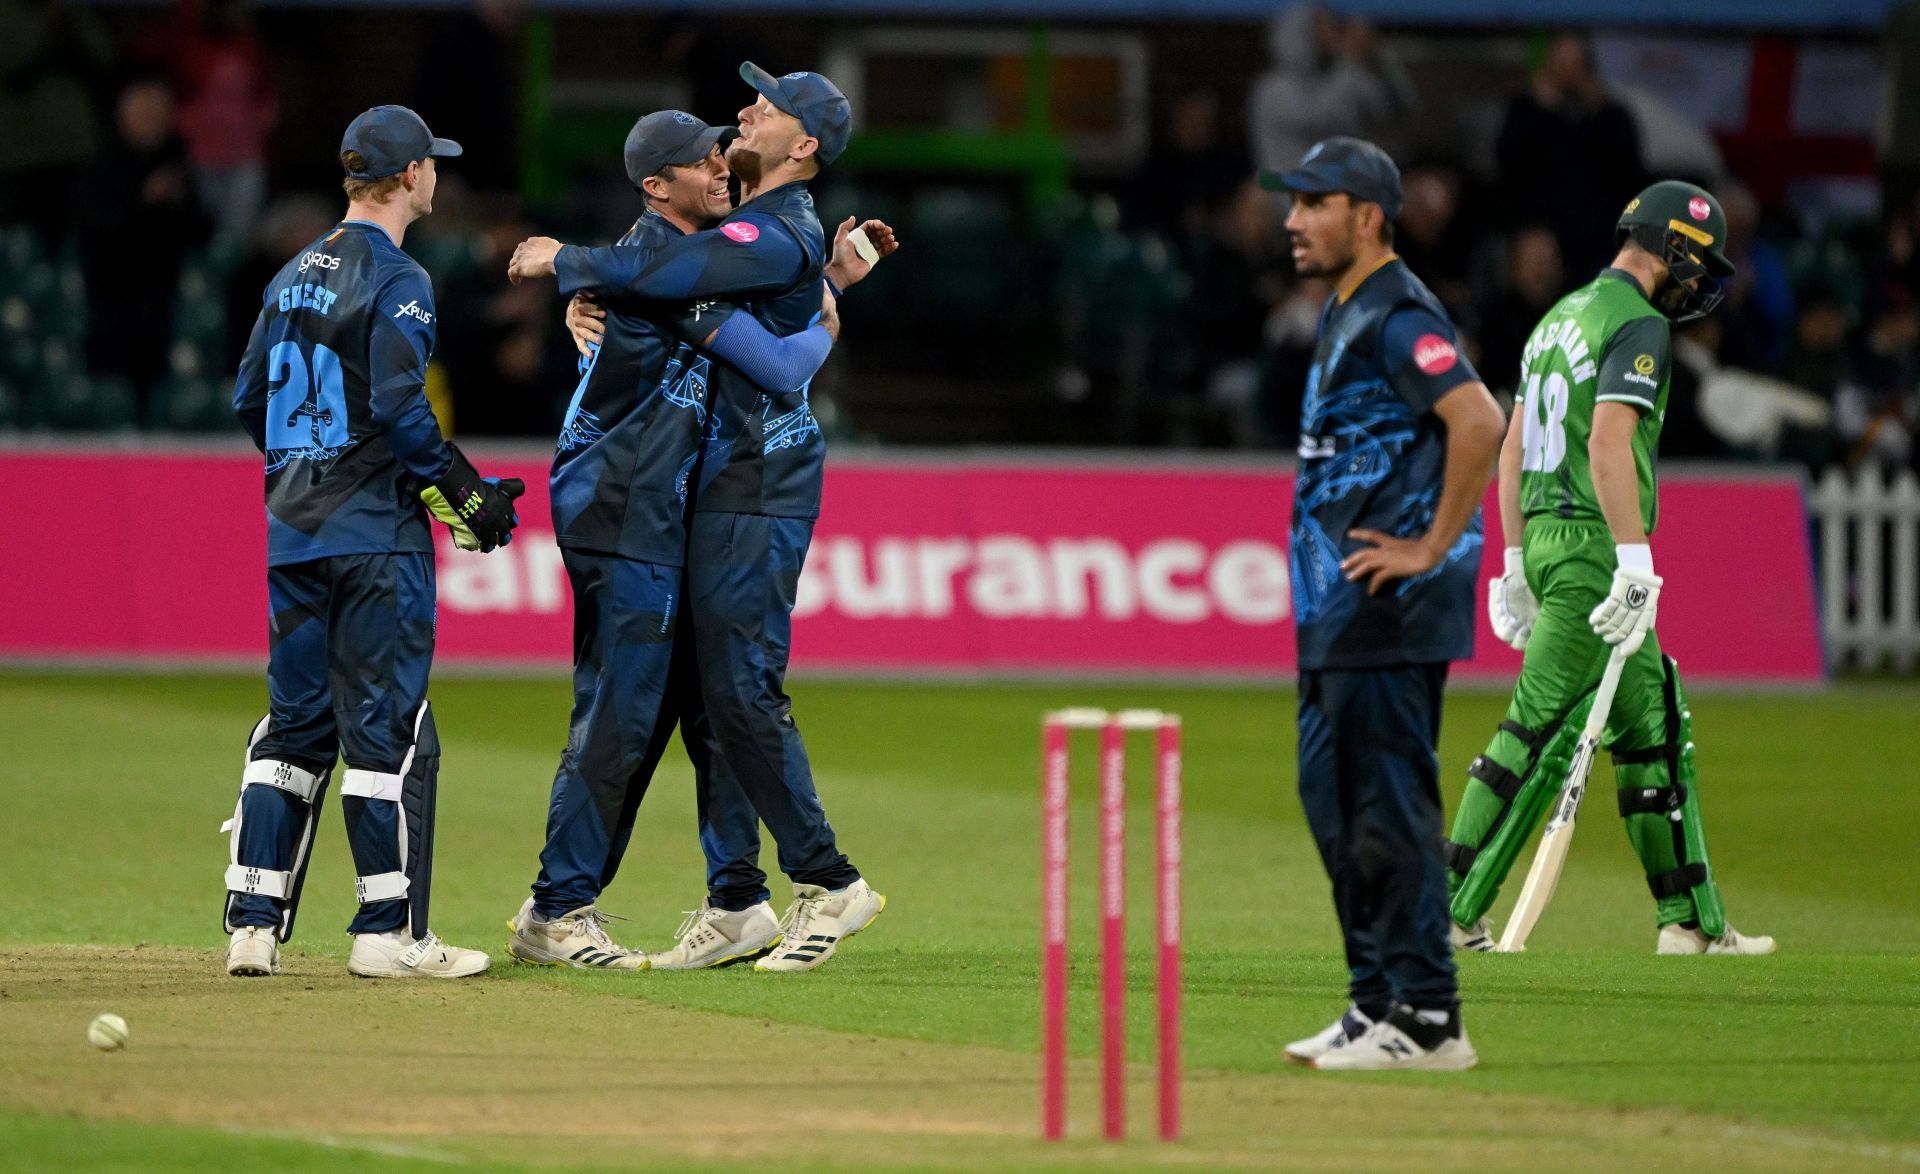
(1581, 646), (1631, 742)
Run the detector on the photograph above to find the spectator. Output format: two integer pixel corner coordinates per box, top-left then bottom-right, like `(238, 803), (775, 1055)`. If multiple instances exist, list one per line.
(1715, 182), (1796, 374)
(1495, 32), (1644, 274)
(77, 74), (210, 411)
(436, 208), (575, 435)
(414, 0), (526, 199)
(0, 0), (113, 248)
(1183, 178), (1289, 446)
(1248, 6), (1415, 180)
(1130, 89), (1250, 245)
(1836, 284), (1920, 471)
(1394, 164), (1474, 317)
(1472, 226), (1563, 399)
(142, 0), (277, 265)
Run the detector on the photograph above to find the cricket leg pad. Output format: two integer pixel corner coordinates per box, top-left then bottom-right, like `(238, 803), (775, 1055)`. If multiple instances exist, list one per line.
(1611, 657), (1725, 936)
(1446, 706), (1590, 928)
(341, 703), (440, 939)
(223, 716), (332, 942)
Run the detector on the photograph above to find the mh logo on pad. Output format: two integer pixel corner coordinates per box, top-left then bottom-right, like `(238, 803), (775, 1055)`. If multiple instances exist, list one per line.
(1626, 586), (1650, 608)
(721, 222), (760, 243)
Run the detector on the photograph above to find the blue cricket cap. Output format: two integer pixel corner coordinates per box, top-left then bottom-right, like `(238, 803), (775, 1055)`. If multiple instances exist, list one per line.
(1259, 136), (1403, 221)
(341, 105), (461, 180)
(739, 62), (852, 165)
(624, 109), (736, 188)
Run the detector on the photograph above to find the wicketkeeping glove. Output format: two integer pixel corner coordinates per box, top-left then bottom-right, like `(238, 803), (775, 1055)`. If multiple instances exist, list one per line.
(420, 445), (526, 553)
(1486, 546), (1538, 651)
(1588, 544), (1661, 658)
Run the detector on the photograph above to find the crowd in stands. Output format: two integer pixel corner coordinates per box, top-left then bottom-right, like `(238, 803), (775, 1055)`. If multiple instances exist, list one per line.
(1, 0), (1913, 478)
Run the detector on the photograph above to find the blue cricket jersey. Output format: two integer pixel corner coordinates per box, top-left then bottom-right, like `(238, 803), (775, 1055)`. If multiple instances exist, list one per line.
(233, 221), (452, 567)
(548, 210), (730, 566)
(1292, 257), (1483, 670)
(554, 180), (828, 520)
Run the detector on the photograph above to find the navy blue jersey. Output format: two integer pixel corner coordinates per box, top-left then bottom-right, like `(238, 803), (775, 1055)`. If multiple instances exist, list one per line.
(234, 221), (452, 566)
(1292, 258), (1483, 670)
(554, 180), (827, 520)
(549, 210), (730, 566)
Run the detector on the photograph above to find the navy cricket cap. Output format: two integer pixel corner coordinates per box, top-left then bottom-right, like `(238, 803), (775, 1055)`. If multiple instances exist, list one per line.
(624, 109), (735, 187)
(1259, 136), (1403, 221)
(739, 62), (852, 165)
(340, 105), (461, 179)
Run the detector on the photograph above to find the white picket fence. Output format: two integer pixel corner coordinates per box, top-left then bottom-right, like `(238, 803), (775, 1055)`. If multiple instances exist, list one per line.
(1809, 466), (1920, 672)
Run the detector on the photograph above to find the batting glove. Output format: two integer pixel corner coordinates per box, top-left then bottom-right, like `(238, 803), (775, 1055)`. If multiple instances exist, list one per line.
(1589, 544), (1661, 658)
(421, 445), (526, 553)
(1487, 546), (1538, 651)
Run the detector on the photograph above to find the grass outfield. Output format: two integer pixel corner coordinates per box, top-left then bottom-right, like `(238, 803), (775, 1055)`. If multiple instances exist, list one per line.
(3, 670), (1918, 1171)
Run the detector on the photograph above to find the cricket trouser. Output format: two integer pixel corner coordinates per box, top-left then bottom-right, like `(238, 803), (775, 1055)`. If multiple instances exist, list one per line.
(1444, 519), (1724, 932)
(530, 549), (681, 917)
(685, 511), (859, 910)
(1297, 662), (1458, 1015)
(226, 553), (439, 940)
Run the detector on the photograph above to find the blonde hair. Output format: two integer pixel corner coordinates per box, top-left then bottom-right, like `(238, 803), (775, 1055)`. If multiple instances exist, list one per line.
(341, 150), (406, 204)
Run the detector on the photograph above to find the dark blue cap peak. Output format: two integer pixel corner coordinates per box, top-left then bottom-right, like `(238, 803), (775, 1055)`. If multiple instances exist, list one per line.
(740, 62), (852, 166)
(340, 105), (460, 180)
(1259, 136), (1403, 221)
(624, 109), (734, 188)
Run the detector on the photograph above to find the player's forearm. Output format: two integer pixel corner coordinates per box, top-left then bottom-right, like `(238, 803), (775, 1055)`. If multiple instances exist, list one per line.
(556, 240), (792, 303)
(1589, 425), (1647, 546)
(1427, 395), (1503, 556)
(374, 386), (454, 482)
(1497, 405), (1526, 546)
(705, 314), (833, 392)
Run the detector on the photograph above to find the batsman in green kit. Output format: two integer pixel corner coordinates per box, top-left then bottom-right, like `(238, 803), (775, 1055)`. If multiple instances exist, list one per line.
(1443, 181), (1775, 955)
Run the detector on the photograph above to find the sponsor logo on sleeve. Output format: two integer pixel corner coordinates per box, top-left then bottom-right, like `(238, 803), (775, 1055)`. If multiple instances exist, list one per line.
(1688, 196), (1711, 221)
(393, 300), (434, 325)
(1413, 333), (1458, 376)
(1634, 353), (1656, 375)
(721, 222), (760, 243)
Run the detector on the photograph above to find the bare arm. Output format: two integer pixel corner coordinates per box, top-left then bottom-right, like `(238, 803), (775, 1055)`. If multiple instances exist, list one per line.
(1498, 397), (1527, 547)
(1343, 379), (1506, 593)
(1590, 402), (1648, 546)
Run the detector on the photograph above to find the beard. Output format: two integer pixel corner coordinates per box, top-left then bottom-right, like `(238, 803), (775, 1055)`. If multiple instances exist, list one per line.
(727, 141), (764, 189)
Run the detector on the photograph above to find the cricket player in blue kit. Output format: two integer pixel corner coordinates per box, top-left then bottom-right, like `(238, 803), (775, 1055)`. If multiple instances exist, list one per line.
(1262, 139), (1506, 1068)
(499, 110), (860, 970)
(510, 65), (891, 973)
(223, 106), (525, 980)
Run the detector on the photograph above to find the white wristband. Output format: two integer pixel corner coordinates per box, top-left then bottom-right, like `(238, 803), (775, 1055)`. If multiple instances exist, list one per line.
(1503, 546), (1524, 576)
(1614, 543), (1655, 576)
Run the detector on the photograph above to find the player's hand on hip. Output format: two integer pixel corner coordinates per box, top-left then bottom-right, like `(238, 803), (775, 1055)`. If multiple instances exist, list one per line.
(420, 444), (528, 553)
(508, 237), (563, 284)
(565, 292), (606, 359)
(1589, 544), (1661, 657)
(1487, 546), (1538, 651)
(1341, 528), (1442, 596)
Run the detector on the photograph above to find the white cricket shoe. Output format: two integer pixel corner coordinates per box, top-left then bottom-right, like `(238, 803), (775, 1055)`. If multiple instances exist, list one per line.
(225, 926), (279, 977)
(755, 879), (886, 972)
(1656, 923), (1777, 956)
(649, 900), (782, 970)
(1451, 917), (1497, 953)
(348, 929), (490, 978)
(505, 898), (647, 970)
(1314, 1007), (1478, 1072)
(1284, 1004), (1374, 1066)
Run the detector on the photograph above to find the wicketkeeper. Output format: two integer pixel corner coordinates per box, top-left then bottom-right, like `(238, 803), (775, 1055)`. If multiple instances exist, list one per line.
(1446, 180), (1775, 956)
(223, 107), (524, 979)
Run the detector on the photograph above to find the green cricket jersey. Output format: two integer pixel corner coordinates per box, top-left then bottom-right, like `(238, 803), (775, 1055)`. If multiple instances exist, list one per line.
(1514, 268), (1672, 534)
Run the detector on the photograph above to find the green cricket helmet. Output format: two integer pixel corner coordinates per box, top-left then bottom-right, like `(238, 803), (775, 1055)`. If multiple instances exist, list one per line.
(1616, 180), (1736, 322)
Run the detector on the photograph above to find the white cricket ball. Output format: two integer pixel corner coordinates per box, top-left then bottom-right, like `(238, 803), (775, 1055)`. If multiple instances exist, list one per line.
(87, 1013), (129, 1051)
